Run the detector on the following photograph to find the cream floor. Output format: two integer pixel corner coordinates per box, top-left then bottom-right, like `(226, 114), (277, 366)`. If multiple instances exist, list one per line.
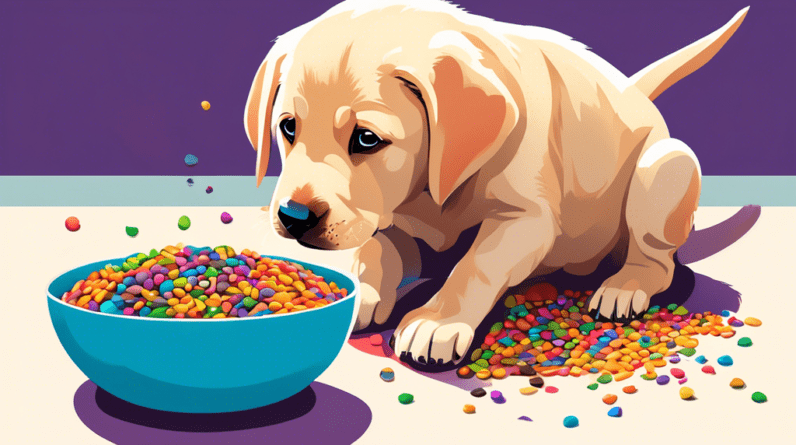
(1, 206), (794, 444)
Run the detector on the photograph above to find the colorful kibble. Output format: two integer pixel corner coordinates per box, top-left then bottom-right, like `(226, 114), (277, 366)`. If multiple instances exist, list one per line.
(491, 390), (506, 404)
(518, 416), (533, 422)
(718, 355), (733, 366)
(597, 374), (613, 384)
(178, 216), (191, 230)
(730, 378), (745, 389)
(61, 243), (349, 319)
(623, 385), (637, 394)
(545, 386), (559, 394)
(656, 375), (670, 385)
(751, 392), (767, 403)
(221, 212), (233, 224)
(380, 368), (394, 382)
(680, 387), (695, 400)
(201, 101), (211, 110)
(398, 393), (414, 404)
(608, 407), (622, 417)
(602, 394), (617, 405)
(587, 383), (598, 391)
(520, 386), (539, 395)
(737, 337), (752, 347)
(463, 404), (475, 414)
(743, 317), (761, 327)
(126, 226), (139, 237)
(187, 178), (194, 187)
(184, 154), (198, 166)
(695, 355), (707, 364)
(563, 416), (579, 428)
(702, 365), (716, 374)
(529, 376), (544, 388)
(369, 334), (383, 346)
(678, 377), (688, 384)
(65, 216), (81, 232)
(670, 368), (685, 379)
(206, 186), (213, 194)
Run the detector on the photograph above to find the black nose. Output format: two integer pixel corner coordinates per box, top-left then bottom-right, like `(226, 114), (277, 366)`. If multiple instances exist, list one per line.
(277, 198), (320, 239)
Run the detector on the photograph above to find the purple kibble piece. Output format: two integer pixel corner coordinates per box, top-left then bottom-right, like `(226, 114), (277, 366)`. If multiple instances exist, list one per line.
(187, 276), (199, 286)
(552, 339), (566, 347)
(217, 274), (229, 282)
(88, 300), (99, 311)
(518, 416), (533, 422)
(238, 309), (248, 317)
(220, 212), (233, 224)
(187, 178), (194, 186)
(669, 355), (681, 364)
(230, 308), (238, 317)
(206, 186), (213, 193)
(143, 278), (154, 290)
(216, 282), (230, 293)
(730, 320), (744, 327)
(556, 296), (566, 305)
(656, 375), (670, 385)
(261, 288), (276, 298)
(135, 272), (148, 284)
(163, 291), (173, 300)
(325, 296), (335, 303)
(308, 287), (319, 293)
(678, 377), (688, 384)
(490, 391), (506, 404)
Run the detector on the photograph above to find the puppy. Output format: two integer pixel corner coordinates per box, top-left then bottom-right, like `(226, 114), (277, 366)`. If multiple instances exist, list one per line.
(244, 0), (749, 366)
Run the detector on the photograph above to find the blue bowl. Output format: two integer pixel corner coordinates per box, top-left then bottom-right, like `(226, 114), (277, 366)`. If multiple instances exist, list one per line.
(47, 254), (360, 413)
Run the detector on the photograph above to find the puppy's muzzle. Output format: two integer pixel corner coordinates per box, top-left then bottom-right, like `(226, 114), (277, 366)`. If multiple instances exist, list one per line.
(277, 198), (320, 239)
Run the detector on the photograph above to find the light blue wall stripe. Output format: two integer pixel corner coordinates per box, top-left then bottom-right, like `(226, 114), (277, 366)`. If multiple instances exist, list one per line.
(0, 176), (793, 206)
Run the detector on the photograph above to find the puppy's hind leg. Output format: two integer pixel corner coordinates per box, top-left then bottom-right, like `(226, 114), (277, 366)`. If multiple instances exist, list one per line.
(588, 138), (701, 321)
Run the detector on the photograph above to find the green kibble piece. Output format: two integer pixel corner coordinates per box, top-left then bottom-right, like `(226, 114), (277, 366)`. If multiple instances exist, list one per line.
(679, 347), (696, 357)
(673, 306), (689, 316)
(642, 314), (653, 320)
(597, 374), (613, 384)
(507, 315), (517, 322)
(243, 297), (258, 309)
(197, 295), (208, 302)
(178, 215), (191, 230)
(532, 340), (545, 348)
(554, 329), (568, 338)
(623, 327), (635, 337)
(580, 322), (596, 334)
(471, 349), (483, 362)
(667, 303), (678, 311)
(205, 306), (222, 317)
(475, 359), (489, 368)
(204, 267), (219, 278)
(481, 350), (494, 360)
(173, 277), (188, 287)
(468, 363), (484, 372)
(127, 257), (140, 266)
(547, 322), (559, 331)
(145, 301), (152, 307)
(564, 342), (575, 350)
(738, 337), (753, 347)
(490, 322), (503, 333)
(190, 289), (204, 298)
(157, 257), (175, 266)
(641, 373), (656, 381)
(148, 248), (159, 259)
(125, 226), (139, 237)
(751, 392), (767, 403)
(136, 253), (147, 261)
(647, 306), (660, 314)
(501, 358), (518, 366)
(111, 265), (121, 272)
(650, 353), (663, 360)
(147, 307), (169, 318)
(587, 383), (598, 390)
(568, 306), (579, 312)
(121, 262), (131, 272)
(398, 393), (414, 404)
(504, 295), (517, 308)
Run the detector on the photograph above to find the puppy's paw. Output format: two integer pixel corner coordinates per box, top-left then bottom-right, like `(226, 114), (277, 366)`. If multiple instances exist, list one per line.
(587, 265), (662, 321)
(392, 307), (474, 366)
(352, 283), (396, 332)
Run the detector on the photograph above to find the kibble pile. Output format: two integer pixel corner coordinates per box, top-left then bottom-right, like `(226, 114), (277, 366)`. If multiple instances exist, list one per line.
(60, 243), (349, 318)
(456, 283), (750, 381)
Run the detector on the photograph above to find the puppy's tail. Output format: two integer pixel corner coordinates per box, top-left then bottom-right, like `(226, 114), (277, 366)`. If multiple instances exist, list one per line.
(629, 7), (749, 101)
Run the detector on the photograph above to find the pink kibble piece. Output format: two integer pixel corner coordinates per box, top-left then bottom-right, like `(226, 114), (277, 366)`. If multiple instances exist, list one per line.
(369, 334), (383, 346)
(702, 365), (716, 375)
(545, 386), (559, 394)
(221, 212), (233, 224)
(678, 377), (688, 385)
(123, 307), (134, 316)
(670, 368), (685, 379)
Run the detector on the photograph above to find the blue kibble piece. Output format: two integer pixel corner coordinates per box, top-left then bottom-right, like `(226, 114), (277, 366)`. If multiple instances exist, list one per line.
(669, 355), (681, 364)
(721, 310), (731, 317)
(605, 330), (619, 339)
(116, 283), (127, 295)
(234, 301), (245, 309)
(608, 407), (623, 418)
(101, 300), (123, 314)
(656, 375), (670, 385)
(589, 368), (599, 373)
(563, 416), (579, 428)
(667, 341), (677, 349)
(196, 265), (207, 274)
(187, 178), (194, 186)
(226, 258), (239, 267)
(209, 252), (220, 261)
(518, 352), (534, 361)
(695, 355), (707, 364)
(641, 336), (651, 343)
(123, 277), (136, 287)
(598, 336), (611, 342)
(139, 307), (151, 317)
(536, 316), (551, 324)
(183, 269), (198, 278)
(187, 276), (199, 286)
(498, 337), (514, 346)
(718, 355), (733, 366)
(159, 280), (174, 294)
(111, 295), (125, 310)
(184, 154), (198, 166)
(529, 334), (542, 342)
(549, 357), (566, 366)
(541, 360), (553, 367)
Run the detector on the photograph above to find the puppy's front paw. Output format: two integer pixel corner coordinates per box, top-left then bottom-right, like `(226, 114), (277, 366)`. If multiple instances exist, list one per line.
(392, 307), (474, 366)
(587, 265), (662, 321)
(353, 283), (396, 332)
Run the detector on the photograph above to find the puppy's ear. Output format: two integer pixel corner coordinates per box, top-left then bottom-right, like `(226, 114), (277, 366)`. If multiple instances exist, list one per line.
(394, 31), (519, 205)
(244, 46), (289, 188)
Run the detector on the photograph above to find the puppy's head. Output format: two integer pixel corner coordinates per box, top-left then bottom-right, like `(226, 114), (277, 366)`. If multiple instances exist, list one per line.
(244, 5), (519, 250)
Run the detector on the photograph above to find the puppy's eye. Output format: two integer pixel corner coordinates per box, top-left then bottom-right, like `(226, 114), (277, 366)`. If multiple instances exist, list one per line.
(280, 118), (296, 144)
(349, 128), (386, 155)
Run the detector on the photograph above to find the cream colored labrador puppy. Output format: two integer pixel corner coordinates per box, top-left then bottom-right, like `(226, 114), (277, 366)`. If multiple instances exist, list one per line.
(244, 0), (749, 365)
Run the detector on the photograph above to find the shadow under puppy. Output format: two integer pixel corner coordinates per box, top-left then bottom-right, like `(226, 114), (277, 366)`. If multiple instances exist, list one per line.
(243, 0), (750, 367)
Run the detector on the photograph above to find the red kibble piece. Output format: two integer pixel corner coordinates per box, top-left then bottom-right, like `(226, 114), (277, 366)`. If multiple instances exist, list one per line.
(65, 216), (81, 232)
(545, 386), (559, 394)
(670, 368), (685, 379)
(702, 365), (716, 375)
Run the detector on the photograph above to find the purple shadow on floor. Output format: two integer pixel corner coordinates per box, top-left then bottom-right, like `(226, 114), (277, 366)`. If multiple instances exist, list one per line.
(74, 380), (371, 444)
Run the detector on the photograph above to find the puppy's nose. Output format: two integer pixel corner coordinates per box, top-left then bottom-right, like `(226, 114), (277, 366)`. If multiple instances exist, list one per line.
(277, 198), (319, 239)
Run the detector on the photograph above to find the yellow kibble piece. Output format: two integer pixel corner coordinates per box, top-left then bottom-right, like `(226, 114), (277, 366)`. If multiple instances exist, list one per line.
(278, 274), (294, 285)
(680, 387), (695, 400)
(463, 404), (476, 414)
(520, 387), (538, 395)
(273, 292), (292, 304)
(492, 368), (507, 379)
(269, 302), (283, 312)
(201, 100), (211, 110)
(744, 317), (762, 327)
(167, 298), (179, 306)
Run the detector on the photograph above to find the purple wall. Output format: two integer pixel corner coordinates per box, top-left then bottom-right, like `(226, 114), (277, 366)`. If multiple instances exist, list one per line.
(1, 0), (793, 176)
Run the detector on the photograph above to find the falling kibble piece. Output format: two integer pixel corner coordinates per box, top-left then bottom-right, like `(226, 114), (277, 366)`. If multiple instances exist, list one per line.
(65, 216), (81, 232)
(563, 416), (579, 428)
(206, 186), (213, 194)
(490, 390), (506, 404)
(220, 212), (233, 224)
(702, 365), (716, 375)
(751, 392), (767, 403)
(680, 387), (695, 400)
(608, 407), (623, 417)
(187, 178), (194, 187)
(184, 154), (198, 166)
(380, 368), (394, 382)
(738, 337), (753, 347)
(717, 355), (733, 366)
(470, 388), (487, 398)
(622, 385), (637, 394)
(529, 376), (545, 388)
(463, 404), (475, 414)
(602, 394), (618, 405)
(518, 416), (533, 422)
(520, 386), (539, 395)
(597, 374), (613, 384)
(178, 215), (191, 231)
(201, 100), (211, 110)
(125, 226), (139, 237)
(743, 317), (762, 327)
(587, 383), (598, 391)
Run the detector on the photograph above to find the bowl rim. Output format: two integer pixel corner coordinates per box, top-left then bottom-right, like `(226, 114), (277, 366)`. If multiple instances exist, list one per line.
(47, 253), (360, 322)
